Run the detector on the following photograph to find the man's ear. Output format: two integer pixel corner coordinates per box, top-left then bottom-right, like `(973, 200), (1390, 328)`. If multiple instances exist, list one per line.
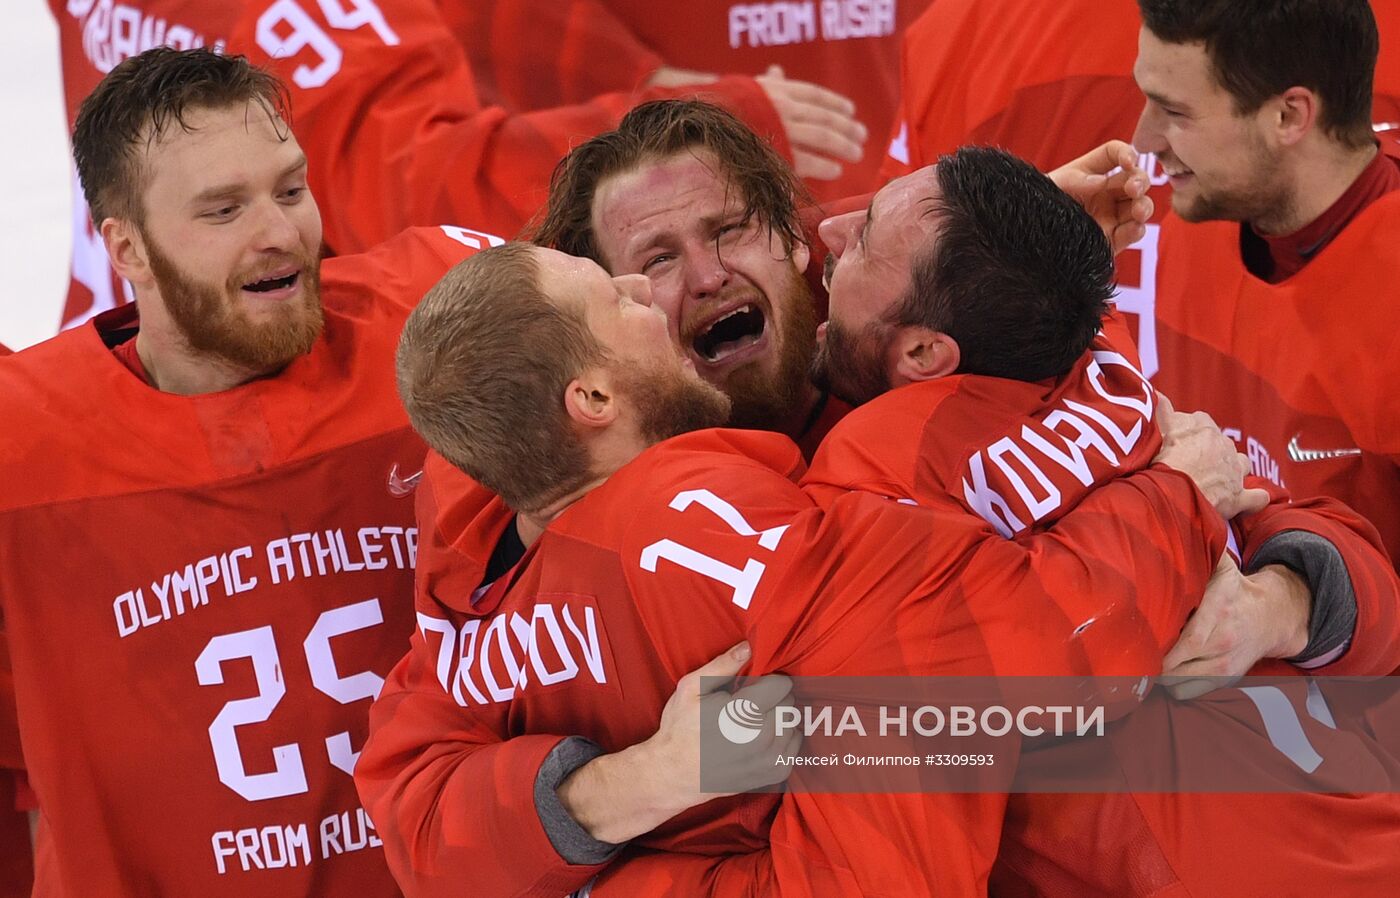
(102, 218), (152, 287)
(563, 367), (620, 430)
(889, 326), (960, 386)
(1271, 87), (1317, 148)
(790, 238), (811, 275)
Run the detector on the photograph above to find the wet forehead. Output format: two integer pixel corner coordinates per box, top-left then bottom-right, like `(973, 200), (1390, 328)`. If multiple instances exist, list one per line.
(144, 103), (301, 192)
(592, 150), (741, 262)
(535, 246), (611, 310)
(868, 165), (940, 252)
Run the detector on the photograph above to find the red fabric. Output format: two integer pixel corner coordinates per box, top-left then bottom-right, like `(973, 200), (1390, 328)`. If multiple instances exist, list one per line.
(358, 359), (1233, 897)
(0, 774), (32, 898)
(793, 392), (851, 462)
(1151, 140), (1400, 563)
(795, 315), (1400, 897)
(881, 0), (1400, 392)
(1248, 150), (1400, 282)
(48, 0), (787, 329)
(881, 0), (1145, 181)
(439, 0), (932, 201)
(358, 430), (809, 898)
(0, 227), (491, 896)
(109, 335), (149, 383)
(790, 321), (1400, 898)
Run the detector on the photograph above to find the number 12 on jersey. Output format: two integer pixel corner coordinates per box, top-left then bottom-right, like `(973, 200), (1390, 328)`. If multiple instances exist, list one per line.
(639, 489), (790, 610)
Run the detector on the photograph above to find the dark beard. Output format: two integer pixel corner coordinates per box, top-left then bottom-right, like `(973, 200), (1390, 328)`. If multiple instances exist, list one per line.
(810, 317), (894, 408)
(146, 234), (324, 373)
(722, 268), (818, 430)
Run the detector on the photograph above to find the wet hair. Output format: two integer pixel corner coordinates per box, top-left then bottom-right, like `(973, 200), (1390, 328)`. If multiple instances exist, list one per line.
(531, 98), (809, 264)
(895, 146), (1115, 382)
(73, 47), (291, 226)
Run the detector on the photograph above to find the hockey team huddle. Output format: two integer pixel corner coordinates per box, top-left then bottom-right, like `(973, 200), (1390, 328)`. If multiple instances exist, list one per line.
(2, 0), (1400, 895)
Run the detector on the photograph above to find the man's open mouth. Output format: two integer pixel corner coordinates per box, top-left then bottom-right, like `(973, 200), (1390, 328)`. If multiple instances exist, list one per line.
(242, 270), (300, 294)
(693, 304), (766, 363)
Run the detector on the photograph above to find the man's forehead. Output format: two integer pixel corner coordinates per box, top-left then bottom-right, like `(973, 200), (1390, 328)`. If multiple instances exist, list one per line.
(145, 100), (288, 151)
(1133, 29), (1220, 101)
(535, 246), (606, 303)
(601, 150), (741, 221)
(871, 166), (940, 237)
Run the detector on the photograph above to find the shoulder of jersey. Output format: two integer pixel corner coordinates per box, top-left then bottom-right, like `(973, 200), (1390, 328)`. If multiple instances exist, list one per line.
(824, 377), (968, 447)
(642, 428), (808, 484)
(320, 225), (506, 319)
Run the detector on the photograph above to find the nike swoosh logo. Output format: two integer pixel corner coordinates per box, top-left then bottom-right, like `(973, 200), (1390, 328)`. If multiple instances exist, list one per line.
(1287, 435), (1363, 463)
(387, 464), (424, 497)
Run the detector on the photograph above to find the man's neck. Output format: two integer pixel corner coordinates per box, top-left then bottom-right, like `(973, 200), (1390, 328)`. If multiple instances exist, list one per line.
(1254, 141), (1379, 236)
(133, 330), (272, 395)
(518, 431), (652, 546)
(781, 383), (826, 441)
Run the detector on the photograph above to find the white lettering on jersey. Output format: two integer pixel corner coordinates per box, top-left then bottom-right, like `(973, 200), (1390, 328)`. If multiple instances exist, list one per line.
(640, 488), (790, 610)
(211, 822), (313, 874)
(113, 528), (415, 638)
(728, 0), (893, 48)
(67, 0), (220, 75)
(1220, 427), (1286, 488)
(256, 0), (399, 89)
(729, 2), (817, 48)
(961, 350), (1155, 537)
(210, 806), (381, 874)
(418, 598), (609, 708)
(887, 120), (910, 166)
(819, 0), (896, 41)
(439, 224), (506, 250)
(196, 599), (389, 802)
(1112, 221), (1160, 380)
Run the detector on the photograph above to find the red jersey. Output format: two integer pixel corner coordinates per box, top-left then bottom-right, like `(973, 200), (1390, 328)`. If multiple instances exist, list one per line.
(1149, 144), (1400, 564)
(359, 404), (1235, 897)
(49, 0), (786, 328)
(994, 677), (1400, 897)
(797, 317), (1400, 895)
(440, 0), (932, 201)
(0, 226), (491, 896)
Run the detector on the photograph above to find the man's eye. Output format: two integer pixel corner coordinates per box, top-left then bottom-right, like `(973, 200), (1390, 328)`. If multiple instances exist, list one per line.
(642, 253), (674, 272)
(204, 206), (238, 220)
(281, 186), (306, 201)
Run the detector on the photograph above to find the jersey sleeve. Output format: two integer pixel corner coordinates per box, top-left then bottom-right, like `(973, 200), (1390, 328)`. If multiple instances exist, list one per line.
(445, 0), (663, 110)
(232, 0), (787, 251)
(1235, 479), (1400, 676)
(356, 621), (604, 898)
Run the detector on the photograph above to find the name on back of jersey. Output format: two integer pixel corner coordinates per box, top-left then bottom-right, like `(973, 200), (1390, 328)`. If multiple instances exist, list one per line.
(961, 350), (1155, 537)
(417, 596), (610, 708)
(66, 0), (225, 74)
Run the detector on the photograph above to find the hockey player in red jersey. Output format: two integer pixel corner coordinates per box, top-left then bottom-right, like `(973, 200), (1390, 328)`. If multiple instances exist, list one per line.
(354, 236), (1264, 896)
(440, 0), (932, 200)
(48, 0), (863, 329)
(803, 145), (1400, 898)
(1133, 0), (1400, 563)
(0, 48), (505, 896)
